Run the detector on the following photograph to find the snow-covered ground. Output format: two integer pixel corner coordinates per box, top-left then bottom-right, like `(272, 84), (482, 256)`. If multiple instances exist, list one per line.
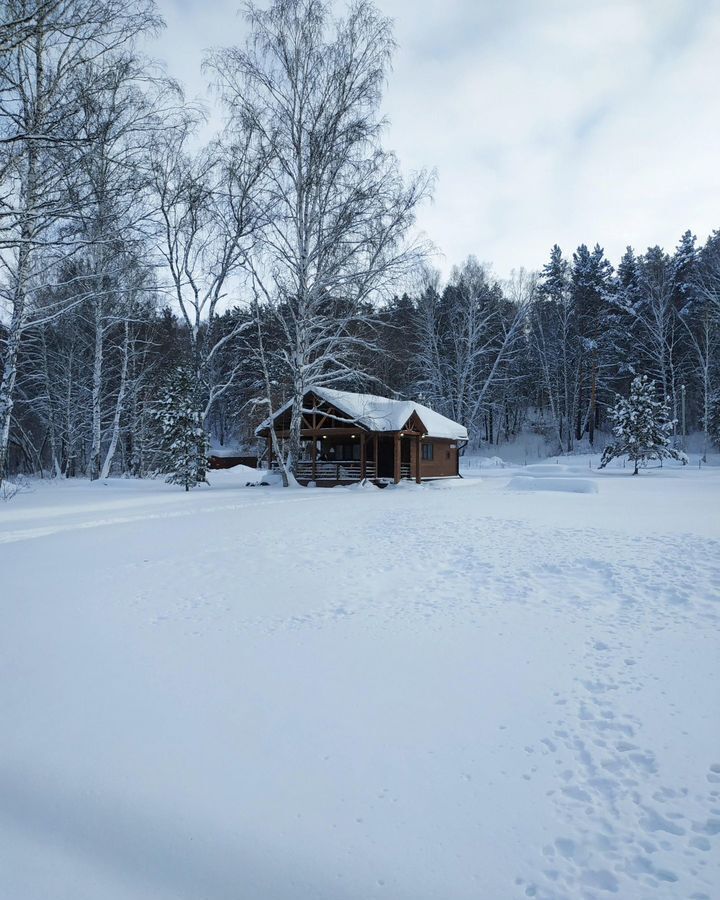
(1, 459), (719, 900)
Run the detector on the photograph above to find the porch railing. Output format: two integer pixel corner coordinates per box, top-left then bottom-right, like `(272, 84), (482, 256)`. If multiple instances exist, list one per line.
(270, 460), (414, 481)
(274, 461), (377, 481)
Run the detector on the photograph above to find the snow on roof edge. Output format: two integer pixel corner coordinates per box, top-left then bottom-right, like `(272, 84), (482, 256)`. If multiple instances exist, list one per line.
(255, 388), (468, 441)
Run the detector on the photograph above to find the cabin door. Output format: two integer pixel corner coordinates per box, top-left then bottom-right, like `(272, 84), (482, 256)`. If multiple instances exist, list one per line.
(376, 438), (394, 478)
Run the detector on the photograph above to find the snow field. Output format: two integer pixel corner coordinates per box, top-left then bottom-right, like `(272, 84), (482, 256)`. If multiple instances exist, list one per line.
(507, 475), (599, 494)
(1, 462), (719, 899)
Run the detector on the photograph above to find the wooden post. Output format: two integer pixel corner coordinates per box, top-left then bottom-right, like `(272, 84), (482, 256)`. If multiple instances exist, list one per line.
(360, 433), (366, 480)
(394, 433), (401, 483)
(374, 434), (379, 479)
(311, 436), (317, 481)
(266, 434), (273, 471)
(415, 435), (422, 484)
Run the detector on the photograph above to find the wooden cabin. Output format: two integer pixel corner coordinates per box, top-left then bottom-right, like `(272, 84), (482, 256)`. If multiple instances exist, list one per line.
(255, 388), (468, 486)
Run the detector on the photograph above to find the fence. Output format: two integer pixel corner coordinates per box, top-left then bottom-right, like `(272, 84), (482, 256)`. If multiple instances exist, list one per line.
(288, 461), (377, 482)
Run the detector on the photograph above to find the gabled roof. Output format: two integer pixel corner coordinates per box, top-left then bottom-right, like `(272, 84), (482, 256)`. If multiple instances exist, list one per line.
(256, 387), (468, 441)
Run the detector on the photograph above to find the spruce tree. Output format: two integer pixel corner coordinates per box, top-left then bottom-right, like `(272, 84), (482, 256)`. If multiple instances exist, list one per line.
(154, 367), (209, 491)
(600, 375), (687, 475)
(616, 246), (642, 309)
(671, 230), (699, 306)
(540, 244), (570, 302)
(571, 243), (614, 443)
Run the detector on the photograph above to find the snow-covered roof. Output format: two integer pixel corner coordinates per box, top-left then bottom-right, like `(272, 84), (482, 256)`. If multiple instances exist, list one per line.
(256, 387), (468, 441)
(208, 445), (250, 458)
(208, 439), (252, 458)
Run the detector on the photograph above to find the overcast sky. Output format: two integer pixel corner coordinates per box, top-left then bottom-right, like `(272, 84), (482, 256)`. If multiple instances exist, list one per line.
(152, 0), (720, 279)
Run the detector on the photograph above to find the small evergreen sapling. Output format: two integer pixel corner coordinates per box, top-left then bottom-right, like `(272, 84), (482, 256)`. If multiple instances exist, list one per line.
(600, 375), (688, 474)
(154, 367), (209, 491)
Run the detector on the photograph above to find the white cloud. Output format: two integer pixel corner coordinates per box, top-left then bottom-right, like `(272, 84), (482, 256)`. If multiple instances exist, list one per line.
(151, 0), (720, 277)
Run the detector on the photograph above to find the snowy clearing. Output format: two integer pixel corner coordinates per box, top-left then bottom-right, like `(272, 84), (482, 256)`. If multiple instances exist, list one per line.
(506, 475), (599, 494)
(1, 460), (719, 900)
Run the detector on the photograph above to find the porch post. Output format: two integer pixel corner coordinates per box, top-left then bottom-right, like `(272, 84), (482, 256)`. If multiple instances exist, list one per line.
(415, 435), (422, 484)
(374, 434), (379, 479)
(360, 433), (366, 480)
(311, 436), (317, 481)
(394, 433), (401, 484)
(266, 434), (273, 471)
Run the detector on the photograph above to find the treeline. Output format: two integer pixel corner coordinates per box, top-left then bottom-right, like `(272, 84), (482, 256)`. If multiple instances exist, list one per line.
(400, 233), (720, 459)
(8, 230), (720, 479)
(2, 1), (719, 485)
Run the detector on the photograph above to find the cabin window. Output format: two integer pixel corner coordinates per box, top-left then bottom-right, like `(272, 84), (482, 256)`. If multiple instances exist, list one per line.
(422, 443), (433, 461)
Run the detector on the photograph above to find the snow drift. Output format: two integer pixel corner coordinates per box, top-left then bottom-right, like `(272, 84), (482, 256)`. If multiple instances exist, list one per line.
(523, 463), (571, 475)
(507, 475), (599, 494)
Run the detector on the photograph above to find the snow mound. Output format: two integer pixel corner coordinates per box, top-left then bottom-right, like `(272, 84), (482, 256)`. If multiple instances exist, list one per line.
(507, 475), (599, 494)
(345, 479), (379, 491)
(260, 469), (285, 486)
(383, 479), (418, 491)
(524, 463), (571, 474)
(207, 466), (273, 487)
(426, 477), (480, 490)
(479, 456), (506, 468)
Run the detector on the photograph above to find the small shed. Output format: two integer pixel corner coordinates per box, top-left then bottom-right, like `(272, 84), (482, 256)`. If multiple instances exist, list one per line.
(255, 388), (468, 485)
(207, 443), (258, 470)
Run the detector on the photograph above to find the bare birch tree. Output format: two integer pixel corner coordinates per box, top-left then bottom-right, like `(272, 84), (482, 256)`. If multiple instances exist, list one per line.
(66, 52), (174, 479)
(207, 0), (431, 476)
(150, 118), (265, 429)
(415, 259), (531, 443)
(0, 0), (161, 483)
(683, 232), (720, 461)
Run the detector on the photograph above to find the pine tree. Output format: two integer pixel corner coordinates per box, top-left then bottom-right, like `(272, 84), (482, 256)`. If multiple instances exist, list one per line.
(600, 375), (687, 475)
(532, 244), (579, 451)
(616, 246), (642, 309)
(540, 244), (570, 302)
(671, 230), (699, 306)
(154, 367), (209, 491)
(571, 243), (614, 442)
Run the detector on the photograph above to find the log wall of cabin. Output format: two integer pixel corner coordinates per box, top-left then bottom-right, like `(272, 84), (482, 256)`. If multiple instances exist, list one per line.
(409, 438), (460, 479)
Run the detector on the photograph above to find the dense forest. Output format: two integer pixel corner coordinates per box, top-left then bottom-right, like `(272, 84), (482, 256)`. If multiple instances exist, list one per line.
(2, 0), (719, 485)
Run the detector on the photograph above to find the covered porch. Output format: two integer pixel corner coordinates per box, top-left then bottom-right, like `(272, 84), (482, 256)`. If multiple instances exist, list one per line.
(267, 429), (422, 485)
(256, 388), (467, 487)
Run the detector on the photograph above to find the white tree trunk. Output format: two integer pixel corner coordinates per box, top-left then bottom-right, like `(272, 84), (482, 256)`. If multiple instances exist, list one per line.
(87, 300), (104, 480)
(0, 303), (24, 481)
(100, 321), (130, 480)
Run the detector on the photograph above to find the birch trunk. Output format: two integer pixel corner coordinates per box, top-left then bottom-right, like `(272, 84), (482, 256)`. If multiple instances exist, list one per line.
(87, 299), (104, 480)
(39, 326), (62, 477)
(100, 320), (130, 479)
(0, 329), (21, 480)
